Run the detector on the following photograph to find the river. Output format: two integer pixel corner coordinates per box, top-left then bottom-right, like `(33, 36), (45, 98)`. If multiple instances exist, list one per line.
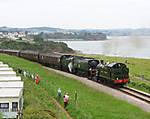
(59, 36), (150, 59)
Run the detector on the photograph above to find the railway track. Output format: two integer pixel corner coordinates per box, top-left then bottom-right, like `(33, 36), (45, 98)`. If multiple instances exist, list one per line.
(118, 86), (150, 104)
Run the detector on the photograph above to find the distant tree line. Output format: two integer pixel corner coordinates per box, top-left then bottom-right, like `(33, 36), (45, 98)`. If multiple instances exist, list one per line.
(39, 32), (107, 40)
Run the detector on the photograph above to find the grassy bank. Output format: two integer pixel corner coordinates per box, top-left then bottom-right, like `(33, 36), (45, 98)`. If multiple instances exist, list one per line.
(0, 54), (150, 119)
(0, 54), (67, 119)
(81, 54), (150, 94)
(0, 113), (2, 119)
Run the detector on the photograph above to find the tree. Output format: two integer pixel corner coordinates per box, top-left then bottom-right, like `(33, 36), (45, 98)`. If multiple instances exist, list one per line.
(33, 35), (43, 43)
(17, 37), (22, 40)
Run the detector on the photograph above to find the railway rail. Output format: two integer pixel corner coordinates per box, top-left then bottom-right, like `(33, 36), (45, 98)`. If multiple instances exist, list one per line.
(118, 86), (150, 104)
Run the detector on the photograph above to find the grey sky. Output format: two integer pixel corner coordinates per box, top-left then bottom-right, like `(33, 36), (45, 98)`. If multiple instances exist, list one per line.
(0, 0), (150, 29)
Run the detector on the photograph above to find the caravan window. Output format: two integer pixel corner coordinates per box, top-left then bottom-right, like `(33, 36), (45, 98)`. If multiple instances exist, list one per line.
(0, 103), (9, 109)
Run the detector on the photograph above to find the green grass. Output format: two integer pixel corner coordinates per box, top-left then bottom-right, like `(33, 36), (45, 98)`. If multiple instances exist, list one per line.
(0, 54), (150, 119)
(0, 54), (67, 119)
(0, 113), (2, 119)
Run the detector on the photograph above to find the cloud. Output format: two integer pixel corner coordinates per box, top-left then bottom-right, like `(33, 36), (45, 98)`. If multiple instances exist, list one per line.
(0, 0), (150, 28)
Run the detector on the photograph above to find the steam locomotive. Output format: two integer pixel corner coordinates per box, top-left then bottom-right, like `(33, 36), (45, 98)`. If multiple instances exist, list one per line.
(0, 49), (129, 86)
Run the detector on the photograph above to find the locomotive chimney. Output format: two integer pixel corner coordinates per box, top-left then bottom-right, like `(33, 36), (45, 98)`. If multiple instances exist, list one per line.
(100, 60), (104, 64)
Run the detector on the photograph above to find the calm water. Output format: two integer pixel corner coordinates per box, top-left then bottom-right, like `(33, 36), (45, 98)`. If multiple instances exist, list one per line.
(62, 36), (150, 59)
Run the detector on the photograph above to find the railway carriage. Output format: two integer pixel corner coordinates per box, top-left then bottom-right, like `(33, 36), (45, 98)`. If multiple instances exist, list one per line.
(39, 53), (62, 68)
(3, 49), (20, 56)
(0, 49), (3, 54)
(20, 50), (39, 62)
(0, 49), (20, 56)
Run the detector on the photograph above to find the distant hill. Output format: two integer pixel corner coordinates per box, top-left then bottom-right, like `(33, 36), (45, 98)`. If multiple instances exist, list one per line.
(0, 26), (63, 33)
(0, 26), (107, 40)
(1, 26), (150, 36)
(77, 28), (150, 36)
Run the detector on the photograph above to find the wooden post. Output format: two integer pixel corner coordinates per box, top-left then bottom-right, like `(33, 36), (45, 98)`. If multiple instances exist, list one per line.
(74, 90), (78, 108)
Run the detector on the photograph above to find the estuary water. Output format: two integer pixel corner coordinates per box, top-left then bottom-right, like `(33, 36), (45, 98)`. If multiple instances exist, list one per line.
(62, 36), (150, 59)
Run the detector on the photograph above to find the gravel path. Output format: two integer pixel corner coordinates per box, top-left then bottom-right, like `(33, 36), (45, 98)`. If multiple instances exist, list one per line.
(44, 67), (150, 113)
(51, 98), (73, 119)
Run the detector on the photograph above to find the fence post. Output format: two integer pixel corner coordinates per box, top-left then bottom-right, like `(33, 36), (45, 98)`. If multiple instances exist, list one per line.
(141, 75), (144, 80)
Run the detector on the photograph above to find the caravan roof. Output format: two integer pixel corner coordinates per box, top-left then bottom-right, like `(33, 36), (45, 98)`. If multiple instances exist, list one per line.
(0, 71), (16, 77)
(0, 81), (23, 88)
(0, 76), (21, 82)
(0, 67), (13, 71)
(0, 88), (22, 98)
(0, 64), (9, 68)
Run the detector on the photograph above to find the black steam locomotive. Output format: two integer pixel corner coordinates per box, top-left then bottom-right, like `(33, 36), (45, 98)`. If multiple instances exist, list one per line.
(0, 49), (129, 86)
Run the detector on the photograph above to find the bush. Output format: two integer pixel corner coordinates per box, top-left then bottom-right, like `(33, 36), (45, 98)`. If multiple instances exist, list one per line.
(0, 40), (74, 53)
(128, 81), (150, 93)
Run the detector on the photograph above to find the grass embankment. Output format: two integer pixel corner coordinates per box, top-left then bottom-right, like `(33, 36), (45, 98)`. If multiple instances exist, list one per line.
(0, 54), (150, 119)
(0, 113), (2, 119)
(82, 54), (150, 93)
(0, 54), (67, 119)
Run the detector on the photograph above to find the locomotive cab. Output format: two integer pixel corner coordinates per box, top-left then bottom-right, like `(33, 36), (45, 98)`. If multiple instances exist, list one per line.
(108, 63), (129, 85)
(97, 62), (129, 86)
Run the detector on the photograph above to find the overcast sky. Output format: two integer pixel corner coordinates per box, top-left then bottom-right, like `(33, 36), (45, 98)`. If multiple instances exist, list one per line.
(0, 0), (150, 29)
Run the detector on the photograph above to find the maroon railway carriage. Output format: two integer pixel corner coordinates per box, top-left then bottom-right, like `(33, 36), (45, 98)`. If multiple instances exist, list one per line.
(39, 53), (63, 69)
(20, 50), (39, 62)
